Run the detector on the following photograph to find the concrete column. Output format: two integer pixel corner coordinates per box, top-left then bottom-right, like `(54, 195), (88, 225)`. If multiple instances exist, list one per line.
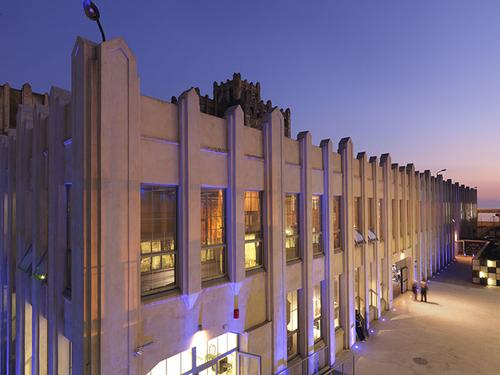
(226, 105), (246, 285)
(32, 103), (50, 375)
(297, 131), (314, 370)
(424, 171), (432, 279)
(369, 156), (382, 319)
(338, 138), (355, 348)
(399, 166), (407, 255)
(320, 139), (336, 365)
(380, 154), (392, 310)
(15, 103), (34, 375)
(392, 165), (400, 261)
(97, 38), (141, 375)
(47, 87), (71, 375)
(357, 153), (370, 328)
(406, 164), (416, 286)
(7, 135), (16, 375)
(71, 36), (99, 375)
(178, 88), (202, 297)
(414, 172), (422, 283)
(0, 137), (5, 371)
(262, 109), (287, 373)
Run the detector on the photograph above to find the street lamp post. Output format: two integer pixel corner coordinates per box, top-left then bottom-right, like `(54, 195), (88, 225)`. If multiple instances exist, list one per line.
(83, 1), (106, 42)
(436, 168), (446, 177)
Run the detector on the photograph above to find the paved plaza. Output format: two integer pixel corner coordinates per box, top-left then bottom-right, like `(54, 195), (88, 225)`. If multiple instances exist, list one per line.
(354, 256), (500, 375)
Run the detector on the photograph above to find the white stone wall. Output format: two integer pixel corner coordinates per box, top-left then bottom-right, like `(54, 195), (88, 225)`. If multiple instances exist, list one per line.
(0, 37), (479, 375)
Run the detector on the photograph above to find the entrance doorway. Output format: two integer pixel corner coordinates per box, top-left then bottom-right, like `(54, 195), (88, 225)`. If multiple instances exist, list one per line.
(400, 266), (408, 294)
(145, 333), (261, 375)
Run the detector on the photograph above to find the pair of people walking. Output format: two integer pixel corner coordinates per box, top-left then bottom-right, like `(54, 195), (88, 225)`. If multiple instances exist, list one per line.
(412, 279), (429, 302)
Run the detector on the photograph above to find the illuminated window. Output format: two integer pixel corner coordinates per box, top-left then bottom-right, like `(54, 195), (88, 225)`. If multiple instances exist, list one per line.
(244, 191), (263, 270)
(333, 276), (340, 329)
(201, 189), (226, 281)
(333, 196), (341, 251)
(313, 284), (322, 342)
(312, 195), (323, 255)
(140, 185), (177, 296)
(285, 194), (300, 261)
(286, 290), (299, 359)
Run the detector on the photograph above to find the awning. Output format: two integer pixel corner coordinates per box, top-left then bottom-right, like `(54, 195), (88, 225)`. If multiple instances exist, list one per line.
(367, 229), (378, 242)
(354, 230), (365, 246)
(18, 244), (33, 273)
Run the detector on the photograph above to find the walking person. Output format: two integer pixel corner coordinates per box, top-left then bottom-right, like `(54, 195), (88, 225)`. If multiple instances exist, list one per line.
(420, 279), (428, 302)
(355, 310), (366, 341)
(412, 280), (419, 301)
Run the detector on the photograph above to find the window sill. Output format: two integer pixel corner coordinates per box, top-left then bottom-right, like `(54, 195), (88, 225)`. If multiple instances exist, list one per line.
(313, 252), (325, 259)
(202, 275), (229, 289)
(141, 287), (180, 304)
(333, 248), (343, 254)
(314, 339), (326, 351)
(286, 258), (302, 266)
(245, 267), (265, 277)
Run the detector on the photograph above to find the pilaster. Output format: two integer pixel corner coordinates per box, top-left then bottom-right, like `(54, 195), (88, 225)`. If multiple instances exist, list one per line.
(263, 109), (287, 372)
(380, 154), (392, 310)
(338, 138), (354, 348)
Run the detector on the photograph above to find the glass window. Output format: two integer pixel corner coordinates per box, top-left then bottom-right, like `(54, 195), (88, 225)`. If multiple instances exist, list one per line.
(377, 199), (383, 241)
(65, 184), (72, 295)
(286, 290), (299, 359)
(368, 198), (374, 232)
(140, 185), (177, 296)
(201, 189), (226, 281)
(400, 200), (404, 237)
(333, 196), (341, 251)
(313, 284), (322, 342)
(244, 191), (263, 270)
(312, 195), (323, 255)
(333, 276), (340, 330)
(407, 200), (411, 235)
(392, 199), (397, 239)
(285, 194), (300, 261)
(353, 197), (361, 230)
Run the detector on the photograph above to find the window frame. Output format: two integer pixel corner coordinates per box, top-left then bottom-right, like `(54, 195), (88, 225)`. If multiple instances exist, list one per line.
(285, 193), (300, 262)
(333, 196), (342, 252)
(200, 188), (227, 282)
(312, 195), (323, 256)
(244, 190), (264, 271)
(140, 184), (178, 296)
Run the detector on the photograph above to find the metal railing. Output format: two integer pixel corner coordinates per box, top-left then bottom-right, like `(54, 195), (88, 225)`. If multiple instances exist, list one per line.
(277, 346), (330, 375)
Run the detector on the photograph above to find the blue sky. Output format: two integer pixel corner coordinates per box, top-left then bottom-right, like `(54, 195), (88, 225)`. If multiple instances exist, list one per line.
(1, 0), (499, 206)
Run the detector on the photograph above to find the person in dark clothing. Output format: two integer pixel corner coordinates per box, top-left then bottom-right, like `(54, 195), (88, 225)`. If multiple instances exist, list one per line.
(355, 310), (366, 341)
(412, 281), (419, 301)
(420, 279), (428, 302)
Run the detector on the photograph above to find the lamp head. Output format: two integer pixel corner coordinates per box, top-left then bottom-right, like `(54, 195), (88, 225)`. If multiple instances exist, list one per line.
(83, 1), (100, 21)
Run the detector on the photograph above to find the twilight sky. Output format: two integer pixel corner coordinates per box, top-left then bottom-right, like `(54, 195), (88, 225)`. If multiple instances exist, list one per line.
(1, 0), (499, 207)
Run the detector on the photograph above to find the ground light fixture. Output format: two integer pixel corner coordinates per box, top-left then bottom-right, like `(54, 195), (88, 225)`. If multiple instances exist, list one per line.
(83, 0), (106, 42)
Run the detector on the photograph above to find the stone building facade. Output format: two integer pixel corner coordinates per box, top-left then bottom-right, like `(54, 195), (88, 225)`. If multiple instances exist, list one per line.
(0, 38), (477, 375)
